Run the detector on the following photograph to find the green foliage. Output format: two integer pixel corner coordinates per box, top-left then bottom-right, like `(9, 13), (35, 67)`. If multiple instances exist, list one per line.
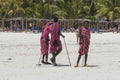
(0, 0), (120, 21)
(86, 16), (96, 21)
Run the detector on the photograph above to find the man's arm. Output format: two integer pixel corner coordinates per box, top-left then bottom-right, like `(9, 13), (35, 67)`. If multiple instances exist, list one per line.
(59, 30), (65, 38)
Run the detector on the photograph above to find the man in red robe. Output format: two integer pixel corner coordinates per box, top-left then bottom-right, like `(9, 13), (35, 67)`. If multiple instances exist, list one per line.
(40, 22), (53, 64)
(75, 21), (91, 67)
(49, 17), (65, 66)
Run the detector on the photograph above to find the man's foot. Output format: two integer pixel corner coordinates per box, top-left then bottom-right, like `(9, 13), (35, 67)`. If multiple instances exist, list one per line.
(53, 63), (57, 66)
(83, 64), (87, 67)
(50, 58), (58, 66)
(74, 64), (79, 67)
(41, 60), (46, 64)
(50, 58), (55, 64)
(45, 61), (51, 64)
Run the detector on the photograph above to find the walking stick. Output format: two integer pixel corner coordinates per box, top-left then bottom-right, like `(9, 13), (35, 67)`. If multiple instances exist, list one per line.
(63, 38), (72, 66)
(36, 54), (42, 66)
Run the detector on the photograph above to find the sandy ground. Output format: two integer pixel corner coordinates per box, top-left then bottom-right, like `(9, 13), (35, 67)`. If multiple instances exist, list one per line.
(0, 32), (120, 80)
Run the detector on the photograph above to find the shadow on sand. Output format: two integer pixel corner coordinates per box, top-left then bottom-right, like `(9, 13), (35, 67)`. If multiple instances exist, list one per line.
(0, 61), (11, 63)
(55, 64), (70, 67)
(84, 65), (99, 67)
(54, 64), (99, 67)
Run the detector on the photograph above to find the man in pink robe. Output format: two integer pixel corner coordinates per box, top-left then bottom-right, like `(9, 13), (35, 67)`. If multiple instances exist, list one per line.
(75, 21), (91, 67)
(49, 17), (65, 66)
(40, 22), (53, 64)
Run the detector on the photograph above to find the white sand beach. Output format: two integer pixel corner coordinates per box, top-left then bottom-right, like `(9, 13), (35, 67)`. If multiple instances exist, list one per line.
(0, 32), (120, 80)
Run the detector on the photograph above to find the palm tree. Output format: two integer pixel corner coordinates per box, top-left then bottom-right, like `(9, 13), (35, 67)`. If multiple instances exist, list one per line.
(0, 0), (10, 19)
(50, 0), (86, 19)
(96, 0), (120, 21)
(24, 0), (51, 18)
(7, 0), (25, 18)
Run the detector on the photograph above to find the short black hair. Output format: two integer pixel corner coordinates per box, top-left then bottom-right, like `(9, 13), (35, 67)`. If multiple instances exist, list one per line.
(54, 17), (58, 22)
(83, 21), (89, 24)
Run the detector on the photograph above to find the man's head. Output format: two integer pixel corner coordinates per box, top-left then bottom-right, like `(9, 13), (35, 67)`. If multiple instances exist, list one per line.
(83, 21), (89, 25)
(83, 21), (89, 27)
(82, 21), (89, 29)
(54, 17), (58, 22)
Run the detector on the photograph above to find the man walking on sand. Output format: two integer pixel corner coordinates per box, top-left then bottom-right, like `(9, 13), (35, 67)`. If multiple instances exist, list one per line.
(40, 22), (53, 64)
(75, 21), (91, 67)
(49, 17), (65, 66)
